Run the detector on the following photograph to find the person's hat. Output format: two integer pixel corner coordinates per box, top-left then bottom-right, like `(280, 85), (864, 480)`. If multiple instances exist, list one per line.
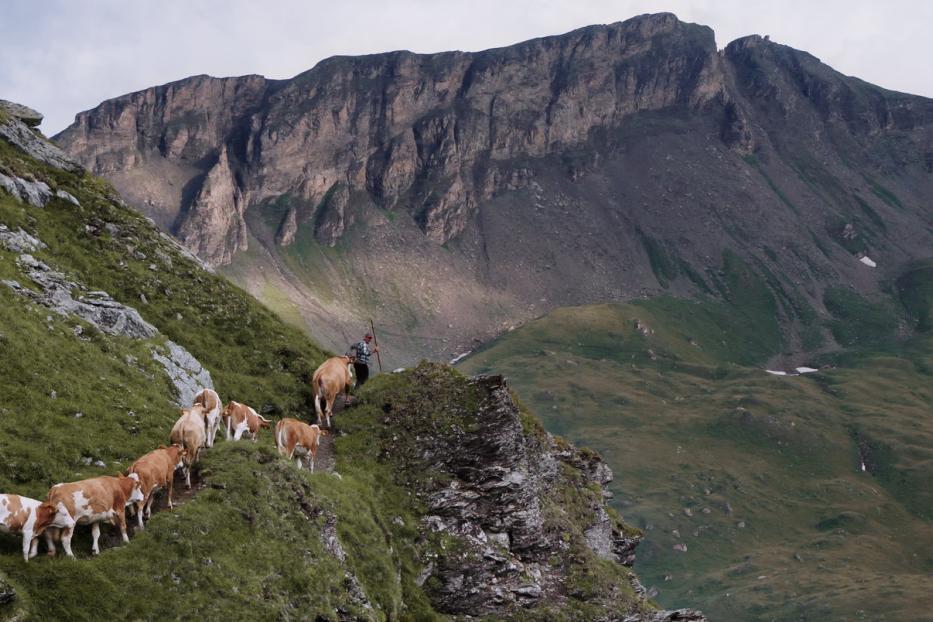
(364, 332), (373, 339)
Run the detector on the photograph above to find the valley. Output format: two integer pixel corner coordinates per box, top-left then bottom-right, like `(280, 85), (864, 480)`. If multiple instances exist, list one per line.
(459, 297), (933, 621)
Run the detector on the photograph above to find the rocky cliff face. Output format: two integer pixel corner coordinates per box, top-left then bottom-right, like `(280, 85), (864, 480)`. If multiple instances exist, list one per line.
(369, 363), (705, 620)
(55, 13), (933, 364)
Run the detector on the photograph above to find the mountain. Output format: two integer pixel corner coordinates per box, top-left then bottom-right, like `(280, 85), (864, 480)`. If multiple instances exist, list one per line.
(55, 12), (933, 365)
(0, 101), (701, 620)
(459, 298), (933, 621)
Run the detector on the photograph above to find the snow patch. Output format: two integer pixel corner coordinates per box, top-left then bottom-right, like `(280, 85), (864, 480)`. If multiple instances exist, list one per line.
(449, 351), (472, 365)
(795, 367), (819, 374)
(765, 370), (788, 376)
(859, 256), (877, 268)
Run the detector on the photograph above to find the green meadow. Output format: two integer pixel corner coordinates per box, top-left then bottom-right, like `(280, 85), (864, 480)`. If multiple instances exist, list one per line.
(461, 296), (933, 621)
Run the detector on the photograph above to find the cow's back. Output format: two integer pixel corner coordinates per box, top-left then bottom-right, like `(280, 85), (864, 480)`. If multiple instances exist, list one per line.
(130, 448), (175, 488)
(0, 494), (35, 533)
(171, 412), (205, 452)
(194, 388), (221, 412)
(48, 477), (119, 519)
(313, 357), (350, 393)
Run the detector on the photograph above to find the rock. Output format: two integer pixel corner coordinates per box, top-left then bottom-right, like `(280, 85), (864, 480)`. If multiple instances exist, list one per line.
(0, 172), (52, 207)
(0, 572), (16, 605)
(377, 366), (670, 617)
(275, 206), (298, 246)
(0, 225), (47, 253)
(0, 104), (81, 172)
(314, 184), (352, 247)
(175, 144), (248, 268)
(0, 99), (43, 127)
(56, 190), (80, 206)
(650, 609), (708, 622)
(673, 543), (688, 552)
(151, 340), (214, 407)
(10, 255), (158, 338)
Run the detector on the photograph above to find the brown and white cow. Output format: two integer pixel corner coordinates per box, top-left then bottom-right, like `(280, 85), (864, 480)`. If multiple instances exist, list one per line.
(127, 445), (186, 529)
(311, 356), (354, 428)
(170, 405), (207, 489)
(44, 474), (144, 557)
(221, 401), (270, 442)
(193, 388), (223, 447)
(275, 418), (326, 472)
(0, 494), (56, 561)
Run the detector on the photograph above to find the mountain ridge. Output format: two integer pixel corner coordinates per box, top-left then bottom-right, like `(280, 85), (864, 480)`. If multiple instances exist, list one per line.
(55, 13), (933, 365)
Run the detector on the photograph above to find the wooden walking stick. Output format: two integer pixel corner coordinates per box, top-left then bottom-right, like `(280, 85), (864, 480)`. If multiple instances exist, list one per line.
(370, 319), (383, 373)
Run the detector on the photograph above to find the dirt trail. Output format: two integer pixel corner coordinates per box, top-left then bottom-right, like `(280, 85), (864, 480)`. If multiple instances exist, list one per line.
(311, 393), (353, 474)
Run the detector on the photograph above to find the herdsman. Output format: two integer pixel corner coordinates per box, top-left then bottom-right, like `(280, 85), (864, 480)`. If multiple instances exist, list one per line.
(348, 332), (379, 387)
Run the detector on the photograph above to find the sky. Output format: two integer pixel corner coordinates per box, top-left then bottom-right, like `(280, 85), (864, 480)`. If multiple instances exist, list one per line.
(2, 0), (932, 136)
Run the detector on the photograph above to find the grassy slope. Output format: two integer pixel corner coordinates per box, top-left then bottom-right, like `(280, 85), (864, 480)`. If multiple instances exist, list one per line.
(0, 134), (650, 620)
(460, 299), (933, 622)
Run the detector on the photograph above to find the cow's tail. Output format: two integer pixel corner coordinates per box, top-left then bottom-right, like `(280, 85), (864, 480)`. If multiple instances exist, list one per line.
(314, 377), (325, 418)
(275, 420), (285, 452)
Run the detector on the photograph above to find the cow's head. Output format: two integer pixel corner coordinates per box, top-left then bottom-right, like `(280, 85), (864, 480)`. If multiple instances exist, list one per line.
(221, 402), (236, 419)
(169, 443), (187, 467)
(123, 473), (145, 505)
(258, 417), (272, 430)
(33, 502), (57, 535)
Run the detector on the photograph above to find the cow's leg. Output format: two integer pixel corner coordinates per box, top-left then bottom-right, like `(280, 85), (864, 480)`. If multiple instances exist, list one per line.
(44, 528), (57, 556)
(167, 477), (174, 509)
(116, 511), (129, 544)
(185, 463), (192, 490)
(309, 453), (315, 473)
(21, 530), (33, 562)
(61, 526), (75, 558)
(145, 488), (157, 518)
(28, 533), (39, 559)
(90, 522), (101, 555)
(136, 499), (145, 530)
(295, 456), (303, 469)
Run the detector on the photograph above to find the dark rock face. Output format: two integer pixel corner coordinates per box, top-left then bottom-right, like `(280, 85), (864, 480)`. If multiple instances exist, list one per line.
(55, 13), (933, 364)
(376, 364), (703, 620)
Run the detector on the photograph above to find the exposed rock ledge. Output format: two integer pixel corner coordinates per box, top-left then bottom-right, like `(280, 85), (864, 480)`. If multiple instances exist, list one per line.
(1, 244), (212, 406)
(0, 100), (81, 173)
(376, 364), (707, 620)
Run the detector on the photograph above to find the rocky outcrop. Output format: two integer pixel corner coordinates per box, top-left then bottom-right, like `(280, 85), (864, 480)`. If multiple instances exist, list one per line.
(0, 224), (47, 253)
(0, 172), (79, 208)
(375, 364), (704, 620)
(150, 340), (214, 407)
(1, 239), (212, 407)
(8, 253), (159, 339)
(0, 100), (81, 172)
(175, 144), (248, 266)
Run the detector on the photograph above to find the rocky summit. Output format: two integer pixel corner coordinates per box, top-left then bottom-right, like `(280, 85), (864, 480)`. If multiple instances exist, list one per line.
(56, 13), (933, 365)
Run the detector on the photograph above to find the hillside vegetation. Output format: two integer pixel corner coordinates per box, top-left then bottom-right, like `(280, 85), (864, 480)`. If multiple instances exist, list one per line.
(0, 110), (692, 621)
(460, 294), (933, 621)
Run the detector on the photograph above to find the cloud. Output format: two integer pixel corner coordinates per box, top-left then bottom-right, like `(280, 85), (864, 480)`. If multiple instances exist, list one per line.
(2, 0), (931, 135)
